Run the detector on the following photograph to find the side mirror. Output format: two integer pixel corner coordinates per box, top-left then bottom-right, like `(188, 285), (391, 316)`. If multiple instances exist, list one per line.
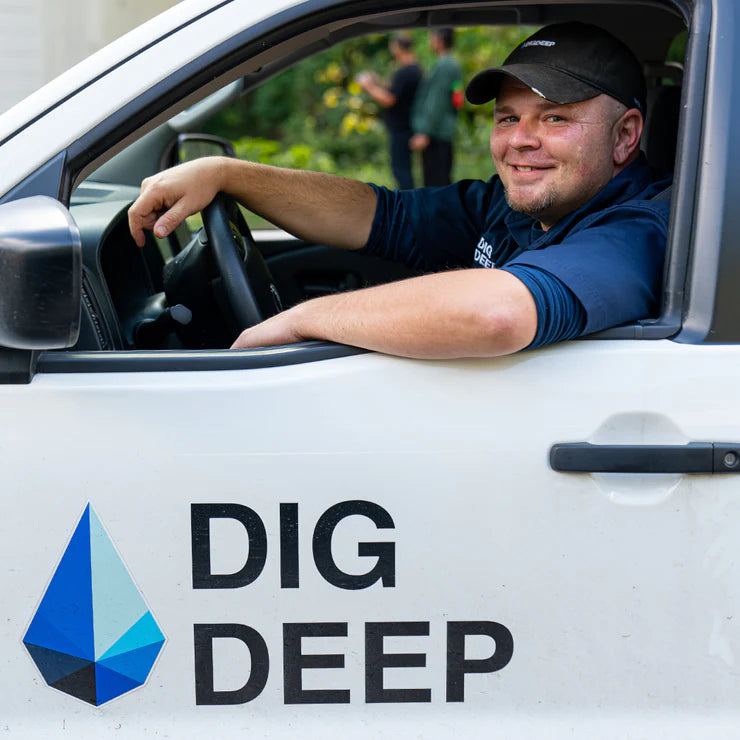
(0, 196), (81, 349)
(175, 133), (236, 165)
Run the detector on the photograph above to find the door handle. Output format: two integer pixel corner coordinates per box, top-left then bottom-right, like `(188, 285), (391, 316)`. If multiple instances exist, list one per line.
(549, 442), (740, 474)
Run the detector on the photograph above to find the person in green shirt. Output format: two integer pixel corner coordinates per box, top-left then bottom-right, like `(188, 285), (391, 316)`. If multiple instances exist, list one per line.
(410, 28), (462, 186)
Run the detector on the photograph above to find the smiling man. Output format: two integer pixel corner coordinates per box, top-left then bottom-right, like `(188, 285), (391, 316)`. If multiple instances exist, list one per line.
(128, 22), (671, 359)
(491, 80), (639, 226)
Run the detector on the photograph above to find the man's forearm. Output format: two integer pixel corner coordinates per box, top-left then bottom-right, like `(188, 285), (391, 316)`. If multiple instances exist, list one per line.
(232, 268), (538, 359)
(128, 156), (377, 251)
(364, 82), (396, 108)
(220, 158), (376, 250)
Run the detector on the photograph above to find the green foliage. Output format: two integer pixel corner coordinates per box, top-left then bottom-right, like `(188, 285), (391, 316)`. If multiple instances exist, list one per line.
(667, 30), (687, 64)
(203, 27), (539, 189)
(205, 23), (686, 192)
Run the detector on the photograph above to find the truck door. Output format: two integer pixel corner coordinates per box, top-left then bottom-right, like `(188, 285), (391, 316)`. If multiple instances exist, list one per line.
(3, 338), (739, 737)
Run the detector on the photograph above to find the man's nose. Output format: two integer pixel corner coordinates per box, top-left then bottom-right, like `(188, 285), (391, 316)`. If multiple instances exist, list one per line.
(509, 118), (540, 148)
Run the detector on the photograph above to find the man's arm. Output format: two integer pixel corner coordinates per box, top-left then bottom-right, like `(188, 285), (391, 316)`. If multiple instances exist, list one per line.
(232, 268), (538, 359)
(128, 156), (376, 250)
(357, 72), (397, 108)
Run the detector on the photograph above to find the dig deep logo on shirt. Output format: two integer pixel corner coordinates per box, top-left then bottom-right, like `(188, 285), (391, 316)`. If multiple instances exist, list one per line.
(474, 237), (496, 268)
(191, 500), (514, 706)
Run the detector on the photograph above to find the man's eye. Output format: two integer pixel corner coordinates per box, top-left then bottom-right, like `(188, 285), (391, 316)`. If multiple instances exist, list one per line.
(546, 115), (565, 122)
(497, 116), (518, 124)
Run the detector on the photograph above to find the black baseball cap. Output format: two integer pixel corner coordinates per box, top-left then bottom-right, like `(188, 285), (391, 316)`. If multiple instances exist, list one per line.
(465, 22), (646, 114)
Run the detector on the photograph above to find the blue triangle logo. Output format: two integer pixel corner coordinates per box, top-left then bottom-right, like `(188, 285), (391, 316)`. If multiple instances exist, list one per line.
(23, 504), (165, 706)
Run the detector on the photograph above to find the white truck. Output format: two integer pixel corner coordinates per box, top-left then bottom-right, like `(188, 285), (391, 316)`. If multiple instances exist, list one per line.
(0, 0), (735, 737)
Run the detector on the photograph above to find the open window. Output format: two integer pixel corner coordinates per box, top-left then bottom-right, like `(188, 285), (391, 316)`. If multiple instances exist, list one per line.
(1, 0), (700, 377)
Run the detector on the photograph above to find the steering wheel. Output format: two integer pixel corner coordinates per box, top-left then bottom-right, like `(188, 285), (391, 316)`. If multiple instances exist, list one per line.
(202, 193), (283, 332)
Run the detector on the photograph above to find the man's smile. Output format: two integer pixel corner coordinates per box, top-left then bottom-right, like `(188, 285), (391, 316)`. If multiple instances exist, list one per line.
(507, 163), (555, 178)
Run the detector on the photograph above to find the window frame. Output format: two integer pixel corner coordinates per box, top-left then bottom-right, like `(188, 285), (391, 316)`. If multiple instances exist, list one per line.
(0, 0), (718, 383)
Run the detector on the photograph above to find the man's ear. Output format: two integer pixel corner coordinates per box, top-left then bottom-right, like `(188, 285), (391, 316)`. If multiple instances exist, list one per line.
(613, 109), (644, 166)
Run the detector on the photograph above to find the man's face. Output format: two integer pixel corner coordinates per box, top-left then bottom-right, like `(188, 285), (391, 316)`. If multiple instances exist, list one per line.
(490, 78), (623, 229)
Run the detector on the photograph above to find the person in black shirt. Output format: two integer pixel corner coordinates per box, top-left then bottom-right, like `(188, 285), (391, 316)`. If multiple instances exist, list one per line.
(357, 34), (422, 189)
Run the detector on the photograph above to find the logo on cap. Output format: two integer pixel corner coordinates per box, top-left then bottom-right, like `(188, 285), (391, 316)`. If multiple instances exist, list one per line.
(522, 40), (556, 48)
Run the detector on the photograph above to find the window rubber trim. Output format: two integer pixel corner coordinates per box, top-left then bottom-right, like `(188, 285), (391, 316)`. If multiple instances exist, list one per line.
(36, 341), (366, 373)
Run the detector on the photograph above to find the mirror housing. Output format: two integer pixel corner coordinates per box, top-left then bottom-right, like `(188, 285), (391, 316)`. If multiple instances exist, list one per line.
(0, 196), (81, 349)
(175, 133), (236, 165)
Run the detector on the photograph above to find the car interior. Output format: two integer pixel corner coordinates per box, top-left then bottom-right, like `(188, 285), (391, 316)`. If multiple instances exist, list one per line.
(63, 1), (690, 360)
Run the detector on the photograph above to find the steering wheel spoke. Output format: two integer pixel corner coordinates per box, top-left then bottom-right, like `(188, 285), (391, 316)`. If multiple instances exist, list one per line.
(203, 194), (282, 332)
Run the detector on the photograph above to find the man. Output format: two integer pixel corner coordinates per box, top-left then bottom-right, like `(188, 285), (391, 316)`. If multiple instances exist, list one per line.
(128, 22), (671, 360)
(357, 34), (422, 189)
(409, 28), (462, 186)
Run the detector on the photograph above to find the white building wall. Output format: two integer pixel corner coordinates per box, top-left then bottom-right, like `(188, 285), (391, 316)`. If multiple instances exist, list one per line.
(0, 0), (179, 113)
(0, 0), (45, 112)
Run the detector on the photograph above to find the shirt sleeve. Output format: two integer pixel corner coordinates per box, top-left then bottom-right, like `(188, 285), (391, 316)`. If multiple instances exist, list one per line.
(362, 180), (501, 271)
(504, 202), (669, 335)
(502, 264), (587, 349)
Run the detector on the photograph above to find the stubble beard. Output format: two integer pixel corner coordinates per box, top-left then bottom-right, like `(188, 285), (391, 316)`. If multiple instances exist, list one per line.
(503, 184), (559, 224)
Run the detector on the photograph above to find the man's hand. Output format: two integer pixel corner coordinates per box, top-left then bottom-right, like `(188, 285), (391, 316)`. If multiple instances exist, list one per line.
(231, 306), (307, 350)
(409, 133), (431, 151)
(128, 158), (226, 246)
(356, 71), (396, 109)
(355, 71), (377, 89)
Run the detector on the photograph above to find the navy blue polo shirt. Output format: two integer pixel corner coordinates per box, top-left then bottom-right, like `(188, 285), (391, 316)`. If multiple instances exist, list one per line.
(362, 154), (671, 347)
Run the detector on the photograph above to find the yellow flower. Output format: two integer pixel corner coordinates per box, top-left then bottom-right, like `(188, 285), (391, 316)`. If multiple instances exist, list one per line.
(323, 90), (339, 108)
(347, 80), (362, 96)
(340, 112), (359, 136)
(325, 62), (343, 83)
